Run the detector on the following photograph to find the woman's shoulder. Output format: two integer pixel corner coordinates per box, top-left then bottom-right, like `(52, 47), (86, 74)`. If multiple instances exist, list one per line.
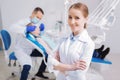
(78, 30), (95, 46)
(63, 34), (72, 40)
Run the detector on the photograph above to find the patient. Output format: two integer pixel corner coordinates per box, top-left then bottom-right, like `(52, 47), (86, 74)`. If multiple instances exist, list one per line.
(26, 24), (53, 55)
(14, 24), (50, 80)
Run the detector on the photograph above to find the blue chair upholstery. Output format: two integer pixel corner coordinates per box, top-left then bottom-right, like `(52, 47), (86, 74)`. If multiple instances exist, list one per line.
(1, 30), (11, 50)
(92, 57), (112, 64)
(0, 30), (17, 63)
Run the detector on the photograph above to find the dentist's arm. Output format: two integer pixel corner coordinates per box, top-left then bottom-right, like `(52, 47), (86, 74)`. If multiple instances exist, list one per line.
(53, 60), (86, 71)
(53, 52), (86, 71)
(9, 18), (30, 34)
(79, 42), (95, 71)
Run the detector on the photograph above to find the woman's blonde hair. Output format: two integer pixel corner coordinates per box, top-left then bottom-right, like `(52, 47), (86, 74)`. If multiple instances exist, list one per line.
(69, 2), (89, 28)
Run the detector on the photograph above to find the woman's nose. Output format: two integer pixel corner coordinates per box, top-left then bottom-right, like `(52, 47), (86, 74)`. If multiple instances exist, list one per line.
(71, 19), (75, 24)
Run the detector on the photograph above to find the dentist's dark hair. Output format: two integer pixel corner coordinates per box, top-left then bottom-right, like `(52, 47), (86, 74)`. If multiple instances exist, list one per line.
(33, 7), (44, 15)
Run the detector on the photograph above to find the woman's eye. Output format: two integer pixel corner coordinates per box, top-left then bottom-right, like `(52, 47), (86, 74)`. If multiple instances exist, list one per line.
(68, 16), (72, 19)
(75, 17), (80, 20)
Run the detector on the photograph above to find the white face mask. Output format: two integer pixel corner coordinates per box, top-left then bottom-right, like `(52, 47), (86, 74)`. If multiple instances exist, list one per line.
(31, 17), (40, 24)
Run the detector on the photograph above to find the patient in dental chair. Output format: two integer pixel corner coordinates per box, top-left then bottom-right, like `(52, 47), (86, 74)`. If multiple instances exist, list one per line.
(26, 23), (55, 55)
(13, 23), (54, 80)
(26, 23), (53, 79)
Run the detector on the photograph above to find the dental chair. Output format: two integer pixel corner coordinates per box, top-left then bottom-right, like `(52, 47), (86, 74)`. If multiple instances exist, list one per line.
(0, 29), (46, 80)
(26, 33), (57, 80)
(86, 58), (112, 80)
(0, 29), (20, 77)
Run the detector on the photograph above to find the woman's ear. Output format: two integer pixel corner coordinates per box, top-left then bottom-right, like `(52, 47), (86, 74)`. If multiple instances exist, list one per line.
(85, 17), (88, 24)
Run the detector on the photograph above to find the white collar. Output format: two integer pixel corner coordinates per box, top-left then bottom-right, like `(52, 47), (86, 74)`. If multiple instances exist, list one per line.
(78, 29), (90, 42)
(70, 29), (90, 43)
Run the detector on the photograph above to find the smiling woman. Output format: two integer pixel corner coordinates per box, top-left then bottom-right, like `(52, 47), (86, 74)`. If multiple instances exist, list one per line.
(68, 2), (89, 35)
(47, 2), (95, 80)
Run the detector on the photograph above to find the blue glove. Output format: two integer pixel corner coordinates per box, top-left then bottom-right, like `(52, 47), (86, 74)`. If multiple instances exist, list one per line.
(26, 25), (36, 33)
(39, 23), (45, 31)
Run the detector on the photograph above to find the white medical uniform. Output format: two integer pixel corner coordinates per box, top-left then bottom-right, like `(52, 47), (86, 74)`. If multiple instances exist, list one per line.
(8, 18), (41, 67)
(9, 18), (30, 34)
(56, 29), (95, 80)
(14, 34), (35, 66)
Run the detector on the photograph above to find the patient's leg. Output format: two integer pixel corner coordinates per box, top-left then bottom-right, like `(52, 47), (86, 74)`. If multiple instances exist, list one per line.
(20, 65), (31, 80)
(31, 49), (49, 79)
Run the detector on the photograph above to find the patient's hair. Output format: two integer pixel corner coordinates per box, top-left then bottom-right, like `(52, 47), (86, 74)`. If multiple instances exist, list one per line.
(33, 7), (44, 15)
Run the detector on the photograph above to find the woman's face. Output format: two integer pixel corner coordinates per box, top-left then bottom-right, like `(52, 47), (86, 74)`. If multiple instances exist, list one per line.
(68, 8), (87, 35)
